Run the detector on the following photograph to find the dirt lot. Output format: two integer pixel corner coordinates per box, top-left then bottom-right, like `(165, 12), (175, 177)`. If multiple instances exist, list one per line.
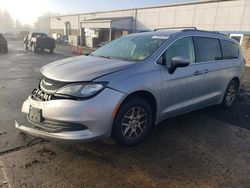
(0, 41), (250, 188)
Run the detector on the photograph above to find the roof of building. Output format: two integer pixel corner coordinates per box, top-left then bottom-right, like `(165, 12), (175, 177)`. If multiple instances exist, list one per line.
(50, 0), (234, 18)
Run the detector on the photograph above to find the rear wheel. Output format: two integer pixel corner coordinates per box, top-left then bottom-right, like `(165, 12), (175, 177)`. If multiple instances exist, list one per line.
(112, 97), (153, 146)
(32, 44), (37, 53)
(222, 80), (238, 108)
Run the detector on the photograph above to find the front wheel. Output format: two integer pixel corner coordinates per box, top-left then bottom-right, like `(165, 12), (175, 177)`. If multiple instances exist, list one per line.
(112, 97), (153, 146)
(24, 44), (28, 50)
(32, 44), (37, 53)
(222, 80), (238, 108)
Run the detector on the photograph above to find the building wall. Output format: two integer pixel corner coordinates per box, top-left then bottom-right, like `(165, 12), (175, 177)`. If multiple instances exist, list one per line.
(79, 10), (135, 22)
(51, 29), (79, 36)
(136, 0), (250, 31)
(50, 15), (79, 34)
(50, 0), (250, 34)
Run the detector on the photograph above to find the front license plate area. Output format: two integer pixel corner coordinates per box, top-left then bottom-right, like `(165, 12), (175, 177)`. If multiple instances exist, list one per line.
(29, 106), (43, 123)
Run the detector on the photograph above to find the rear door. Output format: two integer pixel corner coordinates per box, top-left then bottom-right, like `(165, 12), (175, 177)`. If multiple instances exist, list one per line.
(190, 36), (228, 106)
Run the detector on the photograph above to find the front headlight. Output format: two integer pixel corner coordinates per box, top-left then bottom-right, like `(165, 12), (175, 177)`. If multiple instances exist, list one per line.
(55, 83), (106, 98)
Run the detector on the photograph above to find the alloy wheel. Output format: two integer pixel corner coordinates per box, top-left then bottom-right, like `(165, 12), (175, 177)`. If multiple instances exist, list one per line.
(225, 84), (236, 106)
(121, 106), (147, 140)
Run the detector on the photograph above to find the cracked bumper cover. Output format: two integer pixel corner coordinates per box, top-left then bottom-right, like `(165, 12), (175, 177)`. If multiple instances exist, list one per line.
(15, 88), (124, 141)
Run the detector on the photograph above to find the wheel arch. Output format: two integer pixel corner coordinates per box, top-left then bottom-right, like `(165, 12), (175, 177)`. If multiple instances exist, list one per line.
(113, 90), (158, 125)
(231, 77), (240, 89)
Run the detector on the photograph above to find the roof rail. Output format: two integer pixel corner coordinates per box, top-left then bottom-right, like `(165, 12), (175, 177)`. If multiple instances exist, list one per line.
(154, 27), (197, 31)
(183, 29), (228, 36)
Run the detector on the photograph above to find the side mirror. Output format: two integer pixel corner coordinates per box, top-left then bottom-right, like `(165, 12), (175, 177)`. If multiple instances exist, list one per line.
(168, 56), (190, 74)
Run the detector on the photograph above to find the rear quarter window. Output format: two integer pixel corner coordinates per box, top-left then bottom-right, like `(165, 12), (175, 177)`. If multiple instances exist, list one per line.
(221, 40), (239, 59)
(193, 37), (222, 62)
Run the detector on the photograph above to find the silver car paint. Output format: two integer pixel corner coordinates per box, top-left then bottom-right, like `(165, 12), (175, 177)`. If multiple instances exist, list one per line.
(17, 87), (124, 140)
(16, 30), (245, 141)
(41, 55), (136, 82)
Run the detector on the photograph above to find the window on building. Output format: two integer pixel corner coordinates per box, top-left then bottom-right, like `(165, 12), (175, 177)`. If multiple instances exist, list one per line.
(64, 22), (71, 36)
(221, 40), (239, 59)
(193, 37), (222, 62)
(158, 37), (195, 67)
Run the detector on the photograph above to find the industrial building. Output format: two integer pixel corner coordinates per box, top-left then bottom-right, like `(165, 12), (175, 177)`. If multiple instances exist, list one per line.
(50, 0), (250, 64)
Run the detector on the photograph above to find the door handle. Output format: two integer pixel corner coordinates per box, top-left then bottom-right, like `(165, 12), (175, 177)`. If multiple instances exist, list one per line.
(193, 71), (203, 76)
(193, 69), (209, 76)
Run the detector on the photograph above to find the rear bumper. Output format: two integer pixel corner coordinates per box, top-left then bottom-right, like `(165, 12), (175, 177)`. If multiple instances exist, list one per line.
(36, 45), (55, 49)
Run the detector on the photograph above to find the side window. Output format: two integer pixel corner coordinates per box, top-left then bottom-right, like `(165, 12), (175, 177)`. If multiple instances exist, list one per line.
(193, 37), (222, 62)
(158, 37), (195, 67)
(221, 40), (239, 59)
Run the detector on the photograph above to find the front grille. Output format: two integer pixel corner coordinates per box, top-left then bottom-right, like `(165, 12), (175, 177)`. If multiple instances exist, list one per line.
(31, 88), (75, 101)
(40, 77), (66, 93)
(31, 88), (54, 101)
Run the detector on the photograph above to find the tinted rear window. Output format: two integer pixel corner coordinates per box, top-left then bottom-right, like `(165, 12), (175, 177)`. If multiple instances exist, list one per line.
(193, 37), (222, 62)
(221, 40), (239, 59)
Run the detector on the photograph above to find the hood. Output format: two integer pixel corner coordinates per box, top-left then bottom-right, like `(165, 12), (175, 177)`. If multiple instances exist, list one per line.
(40, 55), (135, 82)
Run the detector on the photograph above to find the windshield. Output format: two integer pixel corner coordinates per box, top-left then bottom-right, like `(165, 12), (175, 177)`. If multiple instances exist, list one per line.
(92, 35), (168, 61)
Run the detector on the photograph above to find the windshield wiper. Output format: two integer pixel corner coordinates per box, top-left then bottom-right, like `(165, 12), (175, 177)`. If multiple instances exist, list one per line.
(95, 55), (134, 62)
(98, 55), (113, 59)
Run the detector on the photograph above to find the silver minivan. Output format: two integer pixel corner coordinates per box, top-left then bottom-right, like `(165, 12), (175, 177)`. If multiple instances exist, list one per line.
(16, 28), (245, 146)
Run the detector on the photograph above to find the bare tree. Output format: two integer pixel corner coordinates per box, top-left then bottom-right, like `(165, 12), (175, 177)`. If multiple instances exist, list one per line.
(34, 12), (60, 34)
(0, 10), (15, 31)
(15, 19), (23, 30)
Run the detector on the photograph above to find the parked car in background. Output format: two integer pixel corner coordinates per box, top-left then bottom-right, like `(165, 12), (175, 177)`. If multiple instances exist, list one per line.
(24, 32), (55, 54)
(16, 28), (245, 146)
(0, 33), (8, 53)
(3, 32), (17, 40)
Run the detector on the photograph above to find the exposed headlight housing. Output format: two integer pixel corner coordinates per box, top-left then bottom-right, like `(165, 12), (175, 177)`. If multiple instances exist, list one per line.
(55, 82), (107, 98)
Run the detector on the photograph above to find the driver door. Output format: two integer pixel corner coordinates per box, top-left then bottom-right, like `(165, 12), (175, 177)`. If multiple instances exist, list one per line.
(158, 37), (197, 120)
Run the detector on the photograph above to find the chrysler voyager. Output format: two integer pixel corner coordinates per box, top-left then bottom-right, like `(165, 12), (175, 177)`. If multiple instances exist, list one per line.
(15, 28), (245, 146)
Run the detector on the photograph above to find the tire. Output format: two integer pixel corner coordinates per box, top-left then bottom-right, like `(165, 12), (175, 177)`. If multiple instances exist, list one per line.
(112, 97), (153, 146)
(24, 44), (28, 50)
(49, 49), (54, 54)
(222, 80), (238, 108)
(32, 44), (37, 53)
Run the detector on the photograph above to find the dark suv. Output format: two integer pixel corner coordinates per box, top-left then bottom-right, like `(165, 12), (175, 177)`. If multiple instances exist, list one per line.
(24, 32), (55, 54)
(0, 33), (8, 53)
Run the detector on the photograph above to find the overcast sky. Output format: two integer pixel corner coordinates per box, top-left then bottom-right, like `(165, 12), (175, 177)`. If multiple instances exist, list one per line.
(0, 0), (193, 25)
